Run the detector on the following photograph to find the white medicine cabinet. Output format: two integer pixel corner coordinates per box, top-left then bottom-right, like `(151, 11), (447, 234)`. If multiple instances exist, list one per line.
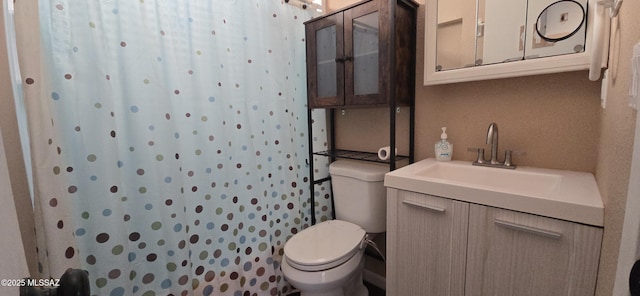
(424, 0), (612, 85)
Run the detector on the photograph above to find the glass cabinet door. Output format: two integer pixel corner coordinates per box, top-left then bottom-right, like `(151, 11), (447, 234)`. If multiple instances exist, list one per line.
(316, 25), (338, 98)
(344, 1), (383, 106)
(305, 14), (344, 108)
(352, 12), (379, 96)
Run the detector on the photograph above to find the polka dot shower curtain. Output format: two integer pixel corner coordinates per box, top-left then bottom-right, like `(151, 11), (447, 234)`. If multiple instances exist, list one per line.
(17, 1), (326, 295)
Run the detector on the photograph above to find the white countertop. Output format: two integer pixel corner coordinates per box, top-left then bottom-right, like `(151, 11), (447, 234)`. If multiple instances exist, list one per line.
(384, 158), (604, 227)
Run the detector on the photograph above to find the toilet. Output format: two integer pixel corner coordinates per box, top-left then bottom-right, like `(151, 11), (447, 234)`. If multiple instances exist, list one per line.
(281, 159), (389, 296)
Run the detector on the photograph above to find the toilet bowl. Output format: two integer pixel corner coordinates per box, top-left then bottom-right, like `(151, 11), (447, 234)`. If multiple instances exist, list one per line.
(282, 160), (389, 295)
(281, 220), (368, 296)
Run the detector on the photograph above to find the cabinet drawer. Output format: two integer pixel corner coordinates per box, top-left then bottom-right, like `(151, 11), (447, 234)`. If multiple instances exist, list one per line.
(466, 204), (602, 296)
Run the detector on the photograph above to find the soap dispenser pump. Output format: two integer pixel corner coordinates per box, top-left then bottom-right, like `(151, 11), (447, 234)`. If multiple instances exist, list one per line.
(435, 127), (453, 161)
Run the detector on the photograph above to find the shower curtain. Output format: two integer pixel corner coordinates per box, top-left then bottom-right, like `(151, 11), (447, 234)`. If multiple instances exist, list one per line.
(11, 0), (332, 295)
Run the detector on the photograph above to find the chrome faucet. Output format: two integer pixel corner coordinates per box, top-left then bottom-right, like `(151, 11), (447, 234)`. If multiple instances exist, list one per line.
(486, 122), (500, 165)
(467, 122), (524, 169)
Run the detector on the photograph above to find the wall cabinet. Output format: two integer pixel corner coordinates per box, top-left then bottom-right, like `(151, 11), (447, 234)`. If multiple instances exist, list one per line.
(305, 0), (418, 224)
(304, 0), (416, 108)
(423, 0), (610, 85)
(387, 189), (603, 296)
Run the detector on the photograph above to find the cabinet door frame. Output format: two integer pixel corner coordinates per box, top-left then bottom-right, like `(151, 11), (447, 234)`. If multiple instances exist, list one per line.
(343, 1), (387, 106)
(387, 189), (468, 296)
(305, 13), (345, 108)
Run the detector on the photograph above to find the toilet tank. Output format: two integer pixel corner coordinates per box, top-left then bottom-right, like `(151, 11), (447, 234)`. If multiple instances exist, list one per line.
(329, 160), (389, 233)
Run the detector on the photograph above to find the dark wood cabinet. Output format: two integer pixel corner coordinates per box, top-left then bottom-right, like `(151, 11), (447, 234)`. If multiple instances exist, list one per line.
(305, 0), (417, 224)
(304, 0), (417, 108)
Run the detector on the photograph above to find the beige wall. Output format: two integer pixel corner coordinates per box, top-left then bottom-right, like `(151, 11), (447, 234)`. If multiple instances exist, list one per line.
(593, 1), (640, 294)
(328, 0), (639, 295)
(325, 0), (362, 11)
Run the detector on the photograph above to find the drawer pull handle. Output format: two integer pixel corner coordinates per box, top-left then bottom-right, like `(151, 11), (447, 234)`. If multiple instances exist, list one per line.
(494, 220), (563, 240)
(402, 200), (446, 213)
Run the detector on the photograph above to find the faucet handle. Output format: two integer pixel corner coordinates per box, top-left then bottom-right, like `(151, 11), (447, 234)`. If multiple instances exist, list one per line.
(467, 147), (486, 164)
(504, 150), (526, 167)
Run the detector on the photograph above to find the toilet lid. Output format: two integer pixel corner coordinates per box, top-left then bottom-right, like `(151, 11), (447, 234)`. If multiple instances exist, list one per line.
(284, 220), (366, 271)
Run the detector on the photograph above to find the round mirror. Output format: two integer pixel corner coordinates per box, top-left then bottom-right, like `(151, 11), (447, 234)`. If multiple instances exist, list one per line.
(535, 0), (585, 42)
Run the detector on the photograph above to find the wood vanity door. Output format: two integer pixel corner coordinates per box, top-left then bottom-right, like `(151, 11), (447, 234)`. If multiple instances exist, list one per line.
(465, 204), (602, 296)
(386, 189), (468, 296)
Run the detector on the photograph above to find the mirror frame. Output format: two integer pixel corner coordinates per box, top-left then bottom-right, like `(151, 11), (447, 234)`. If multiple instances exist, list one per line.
(424, 0), (608, 85)
(535, 0), (586, 42)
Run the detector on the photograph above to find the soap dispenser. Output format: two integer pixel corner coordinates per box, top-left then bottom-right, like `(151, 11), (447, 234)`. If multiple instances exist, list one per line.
(435, 127), (453, 161)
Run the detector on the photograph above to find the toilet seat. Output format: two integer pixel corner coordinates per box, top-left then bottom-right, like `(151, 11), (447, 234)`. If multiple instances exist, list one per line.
(284, 220), (366, 272)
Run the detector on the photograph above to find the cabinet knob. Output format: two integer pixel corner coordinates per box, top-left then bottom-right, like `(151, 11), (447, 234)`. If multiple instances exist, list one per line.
(334, 56), (352, 63)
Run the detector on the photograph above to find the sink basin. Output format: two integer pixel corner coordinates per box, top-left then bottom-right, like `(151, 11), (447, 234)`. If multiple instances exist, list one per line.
(384, 159), (604, 226)
(416, 161), (562, 197)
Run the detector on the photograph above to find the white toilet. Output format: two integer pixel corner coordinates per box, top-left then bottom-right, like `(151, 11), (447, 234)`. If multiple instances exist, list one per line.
(281, 159), (389, 296)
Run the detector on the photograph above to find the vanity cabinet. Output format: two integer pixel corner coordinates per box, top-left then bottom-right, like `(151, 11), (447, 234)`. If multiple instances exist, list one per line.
(304, 0), (416, 108)
(387, 189), (603, 296)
